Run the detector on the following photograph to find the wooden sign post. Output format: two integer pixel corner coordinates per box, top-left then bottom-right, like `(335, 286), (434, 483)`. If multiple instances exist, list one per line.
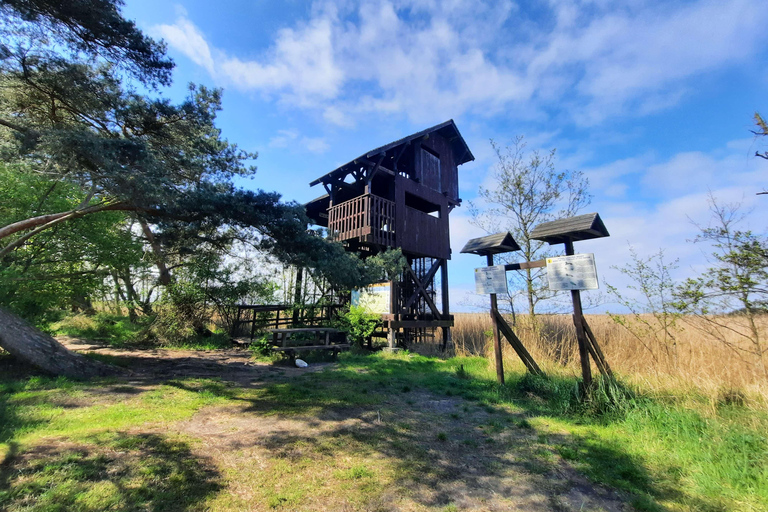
(530, 213), (613, 392)
(565, 241), (593, 389)
(486, 255), (505, 384)
(463, 232), (544, 384)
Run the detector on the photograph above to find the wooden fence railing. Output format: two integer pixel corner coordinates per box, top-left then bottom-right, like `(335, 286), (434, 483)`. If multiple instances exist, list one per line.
(328, 194), (396, 247)
(230, 304), (345, 339)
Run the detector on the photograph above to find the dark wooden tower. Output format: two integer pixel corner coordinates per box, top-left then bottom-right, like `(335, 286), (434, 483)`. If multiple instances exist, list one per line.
(305, 120), (474, 348)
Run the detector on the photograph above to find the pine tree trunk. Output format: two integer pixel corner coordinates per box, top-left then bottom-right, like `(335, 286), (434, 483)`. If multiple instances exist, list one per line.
(0, 308), (121, 379)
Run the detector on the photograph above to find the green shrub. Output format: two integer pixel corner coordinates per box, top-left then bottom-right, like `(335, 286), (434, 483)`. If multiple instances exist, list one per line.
(335, 306), (381, 348)
(50, 313), (146, 346)
(249, 335), (273, 357)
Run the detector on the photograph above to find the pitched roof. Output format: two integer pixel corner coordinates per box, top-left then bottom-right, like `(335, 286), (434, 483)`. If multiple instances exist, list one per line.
(529, 213), (609, 245)
(310, 119), (474, 187)
(460, 232), (521, 256)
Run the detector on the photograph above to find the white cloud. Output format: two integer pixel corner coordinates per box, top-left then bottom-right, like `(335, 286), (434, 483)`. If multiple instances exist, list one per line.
(303, 137), (331, 153)
(219, 17), (343, 104)
(153, 14), (215, 73)
(456, 134), (768, 311)
(153, 0), (768, 125)
(268, 129), (330, 154)
(322, 106), (354, 127)
(581, 154), (650, 198)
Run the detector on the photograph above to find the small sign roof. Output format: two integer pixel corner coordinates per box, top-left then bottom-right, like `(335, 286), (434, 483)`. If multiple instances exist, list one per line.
(530, 213), (609, 245)
(460, 232), (521, 256)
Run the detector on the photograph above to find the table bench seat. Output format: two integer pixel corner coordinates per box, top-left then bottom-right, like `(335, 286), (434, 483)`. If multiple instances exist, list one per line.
(266, 327), (349, 359)
(272, 344), (351, 352)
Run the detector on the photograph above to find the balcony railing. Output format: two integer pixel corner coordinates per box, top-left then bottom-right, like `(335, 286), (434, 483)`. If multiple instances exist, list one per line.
(328, 194), (396, 247)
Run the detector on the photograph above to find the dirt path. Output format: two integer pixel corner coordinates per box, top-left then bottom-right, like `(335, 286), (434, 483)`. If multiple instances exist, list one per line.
(55, 338), (631, 511)
(59, 337), (331, 386)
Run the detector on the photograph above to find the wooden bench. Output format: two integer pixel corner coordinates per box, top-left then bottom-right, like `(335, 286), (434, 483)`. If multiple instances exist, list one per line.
(267, 327), (350, 360)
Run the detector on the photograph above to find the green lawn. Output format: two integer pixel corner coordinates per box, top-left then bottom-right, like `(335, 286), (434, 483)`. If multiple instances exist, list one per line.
(1, 351), (766, 511)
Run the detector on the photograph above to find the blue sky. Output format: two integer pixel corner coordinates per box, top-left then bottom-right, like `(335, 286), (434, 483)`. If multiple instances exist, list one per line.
(122, 0), (767, 312)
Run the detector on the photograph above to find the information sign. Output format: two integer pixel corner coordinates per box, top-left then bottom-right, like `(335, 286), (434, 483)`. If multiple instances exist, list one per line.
(546, 254), (599, 290)
(351, 282), (391, 314)
(474, 265), (508, 295)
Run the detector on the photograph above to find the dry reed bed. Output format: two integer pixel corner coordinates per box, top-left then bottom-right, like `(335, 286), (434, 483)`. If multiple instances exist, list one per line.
(451, 313), (768, 402)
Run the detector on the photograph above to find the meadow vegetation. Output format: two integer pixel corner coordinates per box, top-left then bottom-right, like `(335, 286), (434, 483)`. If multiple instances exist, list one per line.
(452, 312), (768, 397)
(0, 1), (766, 510)
(1, 337), (767, 511)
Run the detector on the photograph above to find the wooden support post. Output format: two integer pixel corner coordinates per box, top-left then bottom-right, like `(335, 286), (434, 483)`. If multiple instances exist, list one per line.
(488, 254), (505, 384)
(565, 241), (593, 390)
(387, 328), (396, 350)
(233, 307), (242, 337)
(388, 278), (398, 350)
(292, 266), (304, 326)
(250, 311), (257, 340)
(441, 259), (451, 351)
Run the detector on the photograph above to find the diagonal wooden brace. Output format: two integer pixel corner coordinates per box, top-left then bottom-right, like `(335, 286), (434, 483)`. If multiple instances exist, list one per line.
(580, 316), (614, 378)
(403, 259), (442, 316)
(492, 308), (545, 376)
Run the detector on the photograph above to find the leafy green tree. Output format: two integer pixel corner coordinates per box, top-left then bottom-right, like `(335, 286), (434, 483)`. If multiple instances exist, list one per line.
(0, 162), (145, 321)
(0, 0), (384, 376)
(0, 0), (385, 291)
(0, 0), (173, 85)
(470, 136), (591, 320)
(675, 196), (768, 379)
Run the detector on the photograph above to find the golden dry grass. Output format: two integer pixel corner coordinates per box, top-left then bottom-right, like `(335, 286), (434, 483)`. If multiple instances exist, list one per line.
(451, 312), (768, 401)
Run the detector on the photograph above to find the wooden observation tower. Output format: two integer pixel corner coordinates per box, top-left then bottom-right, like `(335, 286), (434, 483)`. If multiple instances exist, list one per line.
(305, 120), (474, 348)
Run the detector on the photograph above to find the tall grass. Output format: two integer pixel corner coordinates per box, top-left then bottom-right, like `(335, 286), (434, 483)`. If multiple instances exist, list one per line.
(452, 313), (768, 402)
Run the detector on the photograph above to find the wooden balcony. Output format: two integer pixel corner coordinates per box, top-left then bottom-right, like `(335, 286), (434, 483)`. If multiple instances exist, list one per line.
(328, 194), (396, 247)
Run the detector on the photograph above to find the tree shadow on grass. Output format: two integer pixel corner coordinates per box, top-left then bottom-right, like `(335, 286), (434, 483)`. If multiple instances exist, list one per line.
(163, 353), (691, 510)
(0, 432), (222, 512)
(0, 354), (222, 511)
(0, 355), (53, 450)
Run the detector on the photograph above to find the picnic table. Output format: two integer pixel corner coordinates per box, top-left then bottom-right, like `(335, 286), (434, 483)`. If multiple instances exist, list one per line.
(267, 327), (350, 359)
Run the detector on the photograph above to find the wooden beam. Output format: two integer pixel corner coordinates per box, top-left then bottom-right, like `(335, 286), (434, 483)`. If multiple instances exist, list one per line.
(503, 259), (546, 271)
(384, 319), (454, 329)
(402, 261), (440, 315)
(492, 308), (544, 376)
(441, 260), (450, 351)
(402, 259), (441, 316)
(351, 167), (365, 182)
(488, 254), (504, 384)
(366, 154), (385, 183)
(582, 317), (614, 378)
(392, 141), (410, 172)
(566, 240), (593, 390)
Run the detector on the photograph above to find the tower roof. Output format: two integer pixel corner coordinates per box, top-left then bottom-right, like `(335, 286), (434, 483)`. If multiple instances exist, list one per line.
(309, 119), (474, 187)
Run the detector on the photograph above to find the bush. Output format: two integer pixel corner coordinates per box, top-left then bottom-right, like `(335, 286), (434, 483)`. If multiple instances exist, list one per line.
(336, 306), (381, 348)
(249, 334), (273, 357)
(49, 313), (146, 346)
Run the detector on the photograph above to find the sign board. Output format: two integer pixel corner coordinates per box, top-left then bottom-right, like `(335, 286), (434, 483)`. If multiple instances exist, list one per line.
(546, 253), (599, 290)
(351, 282), (391, 314)
(474, 265), (508, 295)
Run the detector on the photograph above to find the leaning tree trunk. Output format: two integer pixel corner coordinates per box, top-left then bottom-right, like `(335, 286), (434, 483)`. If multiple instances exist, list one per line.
(0, 308), (121, 379)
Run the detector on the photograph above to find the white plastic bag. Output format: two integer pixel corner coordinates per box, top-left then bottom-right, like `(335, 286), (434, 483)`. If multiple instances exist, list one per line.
(295, 358), (308, 368)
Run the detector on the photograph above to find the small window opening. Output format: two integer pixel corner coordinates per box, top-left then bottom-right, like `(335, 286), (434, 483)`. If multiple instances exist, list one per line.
(405, 192), (440, 218)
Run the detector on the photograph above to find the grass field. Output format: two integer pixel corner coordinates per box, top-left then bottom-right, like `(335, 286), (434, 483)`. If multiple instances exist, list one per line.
(1, 343), (767, 511)
(452, 313), (768, 400)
